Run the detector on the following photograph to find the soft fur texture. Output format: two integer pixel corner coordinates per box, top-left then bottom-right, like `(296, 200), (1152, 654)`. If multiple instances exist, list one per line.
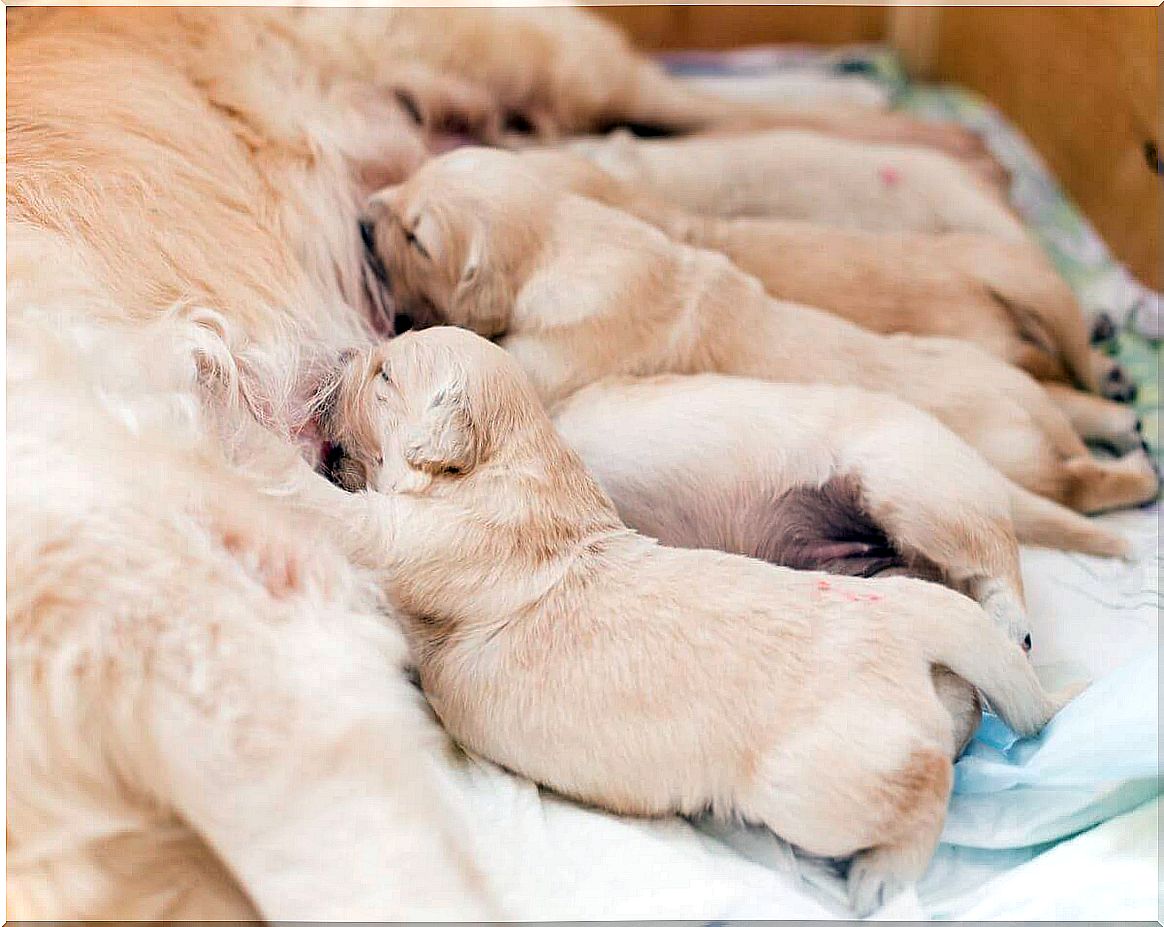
(6, 228), (502, 920)
(4, 7), (1135, 919)
(565, 128), (1026, 238)
(323, 327), (1076, 917)
(361, 148), (1159, 513)
(12, 6), (887, 918)
(551, 374), (1131, 644)
(514, 147), (1135, 401)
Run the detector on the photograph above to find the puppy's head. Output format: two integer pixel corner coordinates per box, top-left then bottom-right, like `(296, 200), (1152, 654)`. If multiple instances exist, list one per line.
(358, 148), (549, 338)
(321, 326), (539, 494)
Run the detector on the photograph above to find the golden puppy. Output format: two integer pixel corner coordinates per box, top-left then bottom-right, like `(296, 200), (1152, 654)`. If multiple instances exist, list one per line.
(551, 374), (1134, 755)
(515, 148), (1135, 407)
(565, 128), (1023, 238)
(552, 374), (1130, 638)
(359, 148), (1158, 514)
(324, 326), (1076, 917)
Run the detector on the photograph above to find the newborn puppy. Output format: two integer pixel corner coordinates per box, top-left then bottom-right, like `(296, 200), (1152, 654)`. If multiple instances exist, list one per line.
(564, 128), (1025, 239)
(514, 147), (1137, 409)
(359, 148), (1158, 514)
(551, 374), (1131, 647)
(324, 326), (1076, 916)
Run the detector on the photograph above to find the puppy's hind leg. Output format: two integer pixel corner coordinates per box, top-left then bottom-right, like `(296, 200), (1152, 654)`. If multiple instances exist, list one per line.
(846, 746), (951, 917)
(744, 701), (953, 917)
(1043, 383), (1143, 454)
(931, 667), (981, 757)
(836, 418), (1031, 646)
(1063, 449), (1160, 514)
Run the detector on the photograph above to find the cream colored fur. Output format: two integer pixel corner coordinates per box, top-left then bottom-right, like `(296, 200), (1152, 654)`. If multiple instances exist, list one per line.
(362, 148), (1159, 514)
(324, 327), (1076, 917)
(551, 375), (1130, 639)
(515, 148), (1134, 404)
(3, 7), (1131, 918)
(566, 128), (1024, 238)
(6, 227), (502, 920)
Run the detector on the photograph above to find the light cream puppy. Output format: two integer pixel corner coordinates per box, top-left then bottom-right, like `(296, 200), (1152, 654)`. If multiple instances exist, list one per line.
(324, 327), (1076, 917)
(552, 374), (1131, 644)
(565, 128), (1025, 239)
(360, 148), (1159, 514)
(515, 148), (1137, 409)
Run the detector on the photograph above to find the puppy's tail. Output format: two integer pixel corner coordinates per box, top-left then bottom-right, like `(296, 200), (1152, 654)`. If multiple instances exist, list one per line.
(1007, 481), (1130, 558)
(913, 590), (1077, 737)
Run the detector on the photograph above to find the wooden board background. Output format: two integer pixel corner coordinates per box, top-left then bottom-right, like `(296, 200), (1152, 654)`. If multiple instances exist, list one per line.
(927, 7), (1159, 290)
(595, 6), (886, 48)
(594, 5), (1160, 290)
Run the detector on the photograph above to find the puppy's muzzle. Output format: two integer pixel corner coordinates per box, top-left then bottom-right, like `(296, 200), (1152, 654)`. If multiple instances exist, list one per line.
(319, 440), (371, 492)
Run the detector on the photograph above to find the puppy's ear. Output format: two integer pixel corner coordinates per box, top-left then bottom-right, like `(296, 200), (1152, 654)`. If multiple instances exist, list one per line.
(403, 379), (478, 475)
(368, 185), (403, 213)
(451, 225), (511, 337)
(406, 209), (445, 265)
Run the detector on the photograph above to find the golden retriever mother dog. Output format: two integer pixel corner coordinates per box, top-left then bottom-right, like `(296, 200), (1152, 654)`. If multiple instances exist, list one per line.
(361, 148), (1159, 514)
(323, 326), (1076, 918)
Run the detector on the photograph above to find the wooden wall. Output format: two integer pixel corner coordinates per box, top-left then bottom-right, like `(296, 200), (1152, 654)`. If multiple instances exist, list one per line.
(594, 6), (887, 49)
(923, 7), (1159, 290)
(592, 5), (1160, 290)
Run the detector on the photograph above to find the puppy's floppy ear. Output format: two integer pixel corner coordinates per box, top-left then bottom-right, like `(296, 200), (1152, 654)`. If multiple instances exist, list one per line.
(451, 222), (511, 337)
(368, 184), (403, 213)
(409, 209), (446, 265)
(403, 377), (479, 475)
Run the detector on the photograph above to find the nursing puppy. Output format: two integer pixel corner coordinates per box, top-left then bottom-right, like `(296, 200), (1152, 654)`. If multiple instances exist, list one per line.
(565, 128), (1025, 239)
(359, 148), (1159, 514)
(551, 374), (1131, 643)
(324, 326), (1076, 916)
(515, 148), (1135, 406)
(16, 7), (998, 163)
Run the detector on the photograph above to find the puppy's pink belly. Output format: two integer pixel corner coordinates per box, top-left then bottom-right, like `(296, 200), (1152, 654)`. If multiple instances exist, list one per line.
(430, 132), (477, 154)
(803, 540), (878, 561)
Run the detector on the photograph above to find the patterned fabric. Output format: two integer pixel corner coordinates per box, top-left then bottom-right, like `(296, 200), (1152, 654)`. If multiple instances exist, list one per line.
(663, 46), (1162, 466)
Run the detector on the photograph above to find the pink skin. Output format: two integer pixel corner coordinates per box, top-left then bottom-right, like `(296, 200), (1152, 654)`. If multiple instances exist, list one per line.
(878, 165), (902, 187)
(816, 578), (883, 603)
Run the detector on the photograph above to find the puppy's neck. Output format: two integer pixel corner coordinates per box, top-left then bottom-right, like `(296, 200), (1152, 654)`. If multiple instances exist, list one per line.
(387, 427), (630, 631)
(464, 432), (626, 555)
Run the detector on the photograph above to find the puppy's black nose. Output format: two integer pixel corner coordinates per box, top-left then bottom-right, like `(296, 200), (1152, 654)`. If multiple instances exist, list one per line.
(358, 215), (377, 254)
(1022, 633), (1032, 653)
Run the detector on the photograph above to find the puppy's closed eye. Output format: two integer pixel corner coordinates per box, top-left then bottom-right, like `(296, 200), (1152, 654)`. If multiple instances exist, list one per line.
(403, 211), (442, 263)
(403, 227), (430, 260)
